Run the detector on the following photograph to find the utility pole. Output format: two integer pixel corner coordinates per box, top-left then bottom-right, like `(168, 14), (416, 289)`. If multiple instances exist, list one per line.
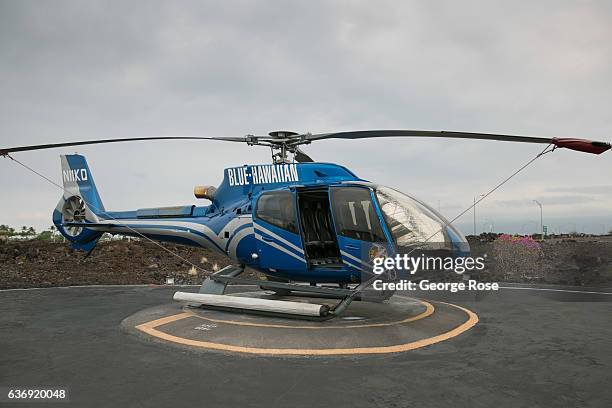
(533, 200), (543, 239)
(473, 194), (484, 236)
(483, 219), (494, 233)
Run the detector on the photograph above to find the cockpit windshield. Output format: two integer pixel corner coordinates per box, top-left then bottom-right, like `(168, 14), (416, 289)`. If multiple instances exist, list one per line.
(375, 186), (462, 251)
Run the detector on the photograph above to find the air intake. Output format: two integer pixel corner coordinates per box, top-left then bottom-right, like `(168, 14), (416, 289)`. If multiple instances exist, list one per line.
(194, 185), (217, 200)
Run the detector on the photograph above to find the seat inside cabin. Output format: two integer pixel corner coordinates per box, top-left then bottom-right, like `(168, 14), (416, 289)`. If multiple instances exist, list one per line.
(297, 189), (342, 268)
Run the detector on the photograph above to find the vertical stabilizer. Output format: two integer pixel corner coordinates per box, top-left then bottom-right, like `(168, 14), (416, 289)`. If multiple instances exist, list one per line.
(53, 154), (105, 251)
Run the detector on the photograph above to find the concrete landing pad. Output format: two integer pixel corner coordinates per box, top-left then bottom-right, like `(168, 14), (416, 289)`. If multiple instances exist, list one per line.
(124, 292), (478, 356)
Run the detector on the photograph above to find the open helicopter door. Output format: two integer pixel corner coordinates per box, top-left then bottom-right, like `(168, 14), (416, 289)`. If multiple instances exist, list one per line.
(329, 186), (391, 280)
(253, 190), (308, 276)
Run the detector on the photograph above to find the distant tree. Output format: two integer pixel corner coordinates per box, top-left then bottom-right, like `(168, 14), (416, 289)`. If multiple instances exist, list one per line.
(36, 230), (53, 240)
(0, 226), (20, 237)
(16, 226), (37, 238)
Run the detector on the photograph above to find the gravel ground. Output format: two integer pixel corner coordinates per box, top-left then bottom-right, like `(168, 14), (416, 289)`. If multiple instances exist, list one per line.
(469, 235), (612, 285)
(1, 235), (611, 289)
(0, 239), (233, 289)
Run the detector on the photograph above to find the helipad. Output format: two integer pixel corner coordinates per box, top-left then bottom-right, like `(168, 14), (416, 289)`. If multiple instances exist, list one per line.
(124, 291), (478, 356)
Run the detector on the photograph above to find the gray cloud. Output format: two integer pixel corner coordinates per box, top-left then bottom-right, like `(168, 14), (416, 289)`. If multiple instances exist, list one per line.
(495, 195), (596, 207)
(1, 0), (611, 234)
(545, 185), (612, 194)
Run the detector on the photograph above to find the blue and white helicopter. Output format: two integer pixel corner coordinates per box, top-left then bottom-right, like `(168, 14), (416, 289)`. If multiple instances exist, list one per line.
(2, 130), (609, 319)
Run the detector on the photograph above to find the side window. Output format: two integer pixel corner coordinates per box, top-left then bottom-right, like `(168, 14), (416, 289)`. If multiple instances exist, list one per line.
(330, 187), (386, 242)
(256, 191), (298, 233)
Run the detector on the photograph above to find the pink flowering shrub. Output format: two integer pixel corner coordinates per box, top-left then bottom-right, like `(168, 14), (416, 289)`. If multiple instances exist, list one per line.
(490, 234), (543, 281)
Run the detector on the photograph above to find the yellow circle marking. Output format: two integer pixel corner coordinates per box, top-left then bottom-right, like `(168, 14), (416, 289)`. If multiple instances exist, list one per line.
(135, 300), (478, 356)
(184, 298), (434, 329)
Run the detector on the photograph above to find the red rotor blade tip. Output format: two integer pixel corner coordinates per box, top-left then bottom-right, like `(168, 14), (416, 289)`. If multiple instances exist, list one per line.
(552, 138), (611, 155)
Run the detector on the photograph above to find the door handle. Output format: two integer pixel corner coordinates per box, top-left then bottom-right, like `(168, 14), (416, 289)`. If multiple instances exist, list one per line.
(261, 235), (274, 242)
(344, 244), (359, 250)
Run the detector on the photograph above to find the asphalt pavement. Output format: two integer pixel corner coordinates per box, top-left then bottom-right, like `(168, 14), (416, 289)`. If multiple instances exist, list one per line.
(1, 284), (611, 408)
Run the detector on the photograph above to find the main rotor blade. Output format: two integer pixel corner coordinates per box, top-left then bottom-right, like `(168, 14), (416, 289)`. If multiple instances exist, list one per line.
(0, 136), (248, 155)
(305, 130), (611, 155)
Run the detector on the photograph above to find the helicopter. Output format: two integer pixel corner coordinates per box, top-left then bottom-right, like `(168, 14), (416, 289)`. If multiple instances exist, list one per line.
(1, 130), (610, 319)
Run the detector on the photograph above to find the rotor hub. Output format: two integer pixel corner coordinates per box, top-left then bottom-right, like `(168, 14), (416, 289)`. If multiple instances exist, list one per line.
(268, 130), (299, 139)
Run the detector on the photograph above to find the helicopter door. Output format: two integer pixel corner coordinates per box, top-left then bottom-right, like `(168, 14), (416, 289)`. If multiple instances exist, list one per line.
(254, 190), (307, 274)
(330, 186), (388, 277)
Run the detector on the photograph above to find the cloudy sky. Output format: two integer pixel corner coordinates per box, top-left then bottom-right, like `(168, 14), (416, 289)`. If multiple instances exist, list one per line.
(1, 0), (611, 234)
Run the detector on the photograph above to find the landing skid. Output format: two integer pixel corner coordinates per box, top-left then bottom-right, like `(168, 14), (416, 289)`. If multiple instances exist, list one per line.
(173, 265), (394, 321)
